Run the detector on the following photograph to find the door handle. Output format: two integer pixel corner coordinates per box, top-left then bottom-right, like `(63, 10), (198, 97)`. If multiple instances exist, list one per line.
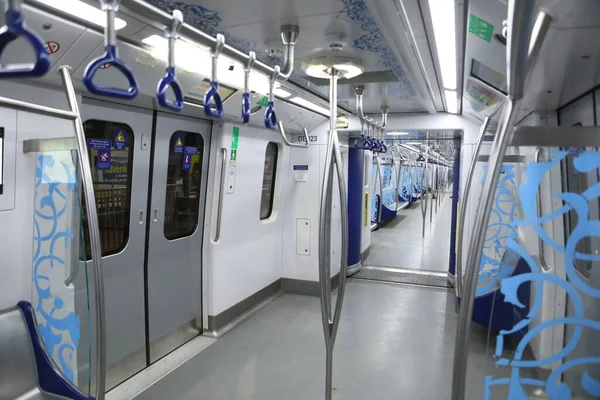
(153, 208), (159, 223)
(139, 210), (144, 225)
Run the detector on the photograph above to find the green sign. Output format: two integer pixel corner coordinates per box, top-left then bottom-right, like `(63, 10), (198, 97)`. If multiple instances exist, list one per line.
(469, 14), (494, 42)
(257, 96), (269, 107)
(230, 127), (239, 161)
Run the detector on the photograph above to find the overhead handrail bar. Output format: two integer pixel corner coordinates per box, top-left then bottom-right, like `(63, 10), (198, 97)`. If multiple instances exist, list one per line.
(204, 33), (225, 118)
(214, 148), (227, 242)
(451, 3), (552, 398)
(156, 9), (184, 111)
(84, 0), (139, 99)
(277, 121), (309, 148)
(241, 51), (256, 124)
(318, 68), (348, 400)
(264, 66), (280, 128)
(0, 0), (51, 77)
(454, 102), (504, 304)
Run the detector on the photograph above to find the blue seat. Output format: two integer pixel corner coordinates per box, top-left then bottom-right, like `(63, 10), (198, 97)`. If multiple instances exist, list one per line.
(0, 302), (92, 400)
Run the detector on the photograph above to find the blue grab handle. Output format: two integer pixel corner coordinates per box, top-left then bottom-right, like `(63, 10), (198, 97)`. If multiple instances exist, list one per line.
(242, 92), (251, 123)
(381, 142), (388, 153)
(354, 134), (370, 150)
(204, 81), (224, 118)
(0, 10), (51, 77)
(157, 67), (184, 111)
(264, 101), (277, 129)
(83, 45), (139, 99)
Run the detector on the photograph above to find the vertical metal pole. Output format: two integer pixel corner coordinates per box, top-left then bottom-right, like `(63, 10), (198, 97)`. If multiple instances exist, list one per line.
(59, 66), (106, 400)
(319, 68), (346, 400)
(448, 137), (461, 292)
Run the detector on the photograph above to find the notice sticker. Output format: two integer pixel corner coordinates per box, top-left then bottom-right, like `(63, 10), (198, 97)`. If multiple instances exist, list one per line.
(173, 135), (184, 153)
(182, 146), (199, 170)
(114, 128), (127, 150)
(97, 148), (112, 170)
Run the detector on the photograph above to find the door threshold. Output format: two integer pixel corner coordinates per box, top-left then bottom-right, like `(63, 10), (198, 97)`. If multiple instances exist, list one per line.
(106, 335), (216, 400)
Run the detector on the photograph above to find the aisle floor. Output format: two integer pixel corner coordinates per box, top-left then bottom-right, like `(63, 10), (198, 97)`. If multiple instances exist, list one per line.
(132, 281), (514, 400)
(363, 192), (453, 272)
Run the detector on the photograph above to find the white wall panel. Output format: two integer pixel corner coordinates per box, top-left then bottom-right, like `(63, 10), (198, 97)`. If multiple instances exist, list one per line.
(207, 122), (290, 316)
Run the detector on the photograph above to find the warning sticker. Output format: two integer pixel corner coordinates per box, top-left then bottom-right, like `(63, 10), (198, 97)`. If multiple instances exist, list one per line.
(173, 135), (184, 153)
(97, 148), (112, 170)
(114, 128), (127, 150)
(257, 96), (269, 107)
(44, 41), (60, 54)
(182, 146), (200, 170)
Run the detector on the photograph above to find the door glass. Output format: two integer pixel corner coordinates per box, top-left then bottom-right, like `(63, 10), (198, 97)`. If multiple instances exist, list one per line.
(31, 149), (92, 394)
(260, 142), (278, 220)
(164, 131), (204, 240)
(81, 120), (134, 258)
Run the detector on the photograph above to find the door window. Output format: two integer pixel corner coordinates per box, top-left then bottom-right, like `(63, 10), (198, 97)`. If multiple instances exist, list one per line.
(260, 142), (278, 220)
(82, 120), (134, 258)
(164, 131), (204, 240)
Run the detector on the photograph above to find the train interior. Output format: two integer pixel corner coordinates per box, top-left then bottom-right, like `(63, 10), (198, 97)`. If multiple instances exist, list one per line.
(0, 0), (599, 399)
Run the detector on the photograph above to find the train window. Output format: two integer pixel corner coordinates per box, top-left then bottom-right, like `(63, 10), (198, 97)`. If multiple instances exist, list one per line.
(82, 120), (134, 258)
(471, 59), (507, 95)
(260, 142), (278, 220)
(164, 131), (204, 240)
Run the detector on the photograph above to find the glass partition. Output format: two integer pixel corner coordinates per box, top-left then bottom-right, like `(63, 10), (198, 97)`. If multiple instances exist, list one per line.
(31, 149), (92, 395)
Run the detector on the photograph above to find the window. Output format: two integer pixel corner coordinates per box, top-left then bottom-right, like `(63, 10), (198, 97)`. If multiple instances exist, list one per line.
(471, 59), (507, 95)
(164, 131), (204, 240)
(260, 142), (278, 220)
(82, 120), (134, 258)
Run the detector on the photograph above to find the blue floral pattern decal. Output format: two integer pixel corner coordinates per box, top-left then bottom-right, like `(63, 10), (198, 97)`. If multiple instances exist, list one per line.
(33, 153), (81, 384)
(398, 165), (412, 202)
(485, 150), (600, 399)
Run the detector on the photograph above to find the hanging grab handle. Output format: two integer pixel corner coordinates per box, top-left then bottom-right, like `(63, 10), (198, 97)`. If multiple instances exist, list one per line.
(157, 10), (184, 111)
(242, 51), (256, 123)
(203, 33), (225, 118)
(354, 121), (370, 149)
(381, 141), (387, 153)
(83, 0), (138, 99)
(265, 65), (279, 129)
(0, 0), (51, 77)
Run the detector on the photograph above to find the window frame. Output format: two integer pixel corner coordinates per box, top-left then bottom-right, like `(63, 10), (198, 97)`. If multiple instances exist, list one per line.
(259, 142), (279, 220)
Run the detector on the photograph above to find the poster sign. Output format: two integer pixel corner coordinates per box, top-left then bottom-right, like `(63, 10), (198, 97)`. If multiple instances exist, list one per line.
(173, 135), (184, 153)
(87, 139), (112, 171)
(182, 146), (199, 170)
(230, 127), (239, 163)
(114, 128), (127, 150)
(468, 14), (494, 42)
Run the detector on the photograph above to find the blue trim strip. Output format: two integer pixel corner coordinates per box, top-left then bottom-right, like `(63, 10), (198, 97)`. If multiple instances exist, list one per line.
(17, 301), (93, 400)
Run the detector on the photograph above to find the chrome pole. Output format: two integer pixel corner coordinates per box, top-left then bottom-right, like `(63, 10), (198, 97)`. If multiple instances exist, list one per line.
(59, 66), (106, 400)
(318, 68), (347, 400)
(451, 2), (551, 398)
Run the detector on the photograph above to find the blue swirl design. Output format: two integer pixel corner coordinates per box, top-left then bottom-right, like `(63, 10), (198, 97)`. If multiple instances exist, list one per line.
(476, 165), (518, 296)
(337, 0), (425, 112)
(398, 165), (412, 202)
(33, 154), (80, 384)
(484, 150), (600, 399)
(371, 164), (379, 222)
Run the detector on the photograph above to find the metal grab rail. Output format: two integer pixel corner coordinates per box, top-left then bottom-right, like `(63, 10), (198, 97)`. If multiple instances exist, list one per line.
(454, 105), (502, 303)
(534, 147), (550, 271)
(277, 121), (309, 148)
(83, 0), (139, 99)
(318, 68), (348, 400)
(420, 157), (429, 238)
(264, 66), (279, 128)
(213, 148), (227, 242)
(241, 52), (255, 124)
(0, 0), (51, 77)
(451, 2), (552, 398)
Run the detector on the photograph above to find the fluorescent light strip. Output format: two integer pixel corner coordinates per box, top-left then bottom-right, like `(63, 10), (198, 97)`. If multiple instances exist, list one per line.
(386, 131), (410, 136)
(444, 90), (458, 114)
(289, 96), (330, 116)
(427, 0), (456, 91)
(35, 0), (127, 30)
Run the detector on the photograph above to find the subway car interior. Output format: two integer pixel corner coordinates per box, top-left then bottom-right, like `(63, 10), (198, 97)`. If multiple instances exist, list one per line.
(0, 0), (599, 399)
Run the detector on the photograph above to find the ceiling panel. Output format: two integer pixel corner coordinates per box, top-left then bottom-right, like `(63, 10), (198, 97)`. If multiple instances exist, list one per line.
(145, 0), (428, 113)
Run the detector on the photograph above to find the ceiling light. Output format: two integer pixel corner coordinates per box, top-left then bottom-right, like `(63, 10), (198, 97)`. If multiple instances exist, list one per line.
(445, 90), (458, 114)
(427, 0), (457, 90)
(289, 96), (330, 116)
(35, 0), (127, 30)
(386, 131), (410, 136)
(274, 88), (292, 98)
(302, 52), (364, 79)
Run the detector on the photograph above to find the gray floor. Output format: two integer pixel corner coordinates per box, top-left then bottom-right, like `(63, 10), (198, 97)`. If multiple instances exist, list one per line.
(364, 192), (453, 272)
(135, 281), (516, 400)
